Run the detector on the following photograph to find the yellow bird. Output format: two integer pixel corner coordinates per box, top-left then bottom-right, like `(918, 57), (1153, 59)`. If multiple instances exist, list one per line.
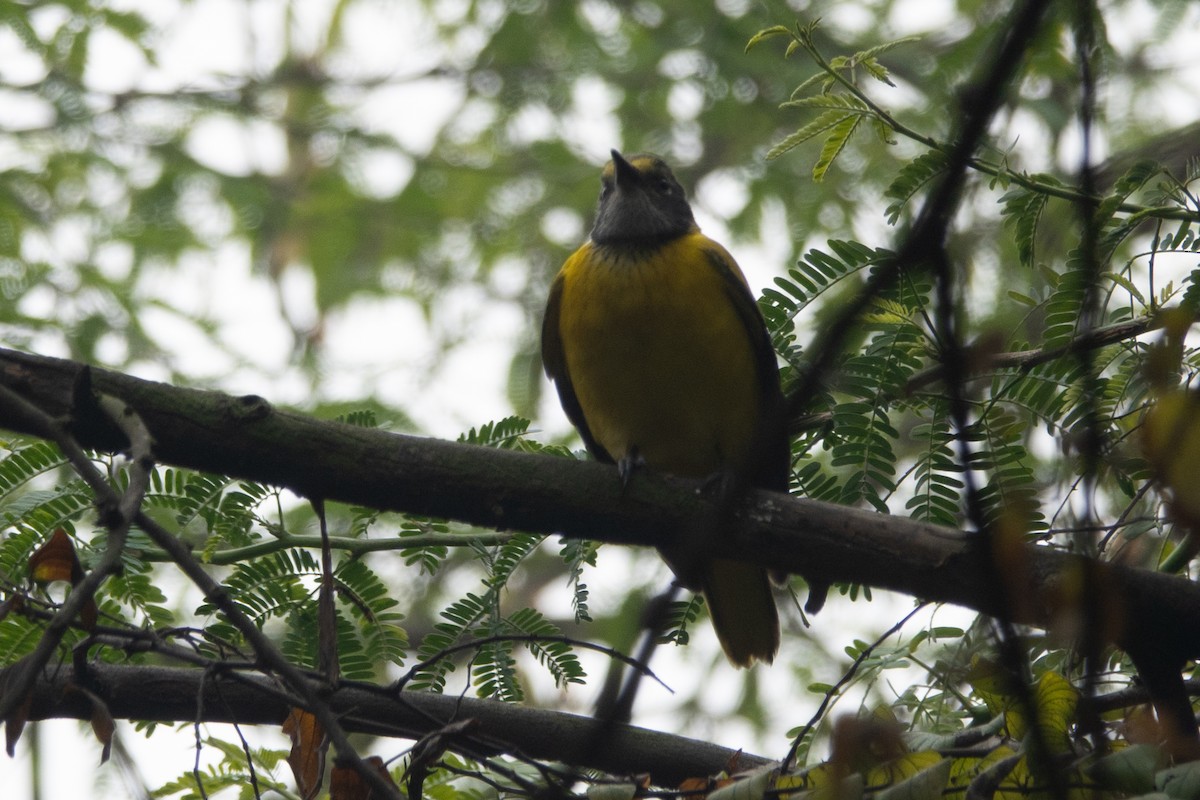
(541, 150), (791, 666)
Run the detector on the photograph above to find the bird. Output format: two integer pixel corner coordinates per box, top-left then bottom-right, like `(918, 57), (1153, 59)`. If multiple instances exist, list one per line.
(541, 149), (797, 666)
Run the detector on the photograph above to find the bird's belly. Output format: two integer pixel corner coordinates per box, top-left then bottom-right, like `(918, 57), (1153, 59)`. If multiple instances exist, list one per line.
(560, 256), (760, 477)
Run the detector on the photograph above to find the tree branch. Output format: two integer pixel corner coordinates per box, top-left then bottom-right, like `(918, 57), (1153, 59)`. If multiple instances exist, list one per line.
(9, 662), (766, 786)
(2, 346), (1199, 667)
(904, 312), (1177, 394)
(0, 364), (405, 799)
(0, 387), (147, 722)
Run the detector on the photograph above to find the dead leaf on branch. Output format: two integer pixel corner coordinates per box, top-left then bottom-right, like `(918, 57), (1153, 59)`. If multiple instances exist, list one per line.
(63, 682), (116, 764)
(330, 755), (398, 800)
(27, 528), (97, 631)
(284, 706), (328, 800)
(2, 675), (33, 757)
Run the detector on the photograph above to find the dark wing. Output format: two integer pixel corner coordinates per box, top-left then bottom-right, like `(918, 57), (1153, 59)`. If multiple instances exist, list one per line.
(541, 269), (616, 464)
(703, 241), (830, 610)
(702, 242), (791, 493)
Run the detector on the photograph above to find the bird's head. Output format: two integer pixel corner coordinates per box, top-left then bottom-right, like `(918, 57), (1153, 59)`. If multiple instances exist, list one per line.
(590, 150), (696, 246)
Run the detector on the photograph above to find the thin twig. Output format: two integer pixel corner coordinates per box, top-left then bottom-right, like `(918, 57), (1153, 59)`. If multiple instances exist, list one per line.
(790, 25), (1199, 225)
(0, 385), (148, 721)
(781, 603), (926, 771)
(391, 633), (670, 695)
(0, 382), (402, 799)
(131, 508), (402, 798)
(903, 313), (1175, 396)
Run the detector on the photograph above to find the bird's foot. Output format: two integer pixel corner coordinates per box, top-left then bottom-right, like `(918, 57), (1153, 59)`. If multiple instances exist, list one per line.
(617, 447), (645, 490)
(699, 467), (741, 504)
(804, 579), (831, 615)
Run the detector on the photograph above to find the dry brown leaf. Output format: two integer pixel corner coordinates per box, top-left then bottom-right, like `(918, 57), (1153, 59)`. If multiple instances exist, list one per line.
(65, 683), (116, 763)
(78, 595), (98, 632)
(29, 528), (83, 585)
(26, 529), (98, 631)
(330, 755), (397, 800)
(678, 775), (713, 800)
(3, 688), (32, 757)
(284, 707), (327, 800)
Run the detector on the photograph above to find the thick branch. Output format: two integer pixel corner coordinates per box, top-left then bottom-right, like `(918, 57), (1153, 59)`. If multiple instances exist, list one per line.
(2, 347), (1199, 664)
(12, 662), (765, 785)
(0, 364), (404, 798)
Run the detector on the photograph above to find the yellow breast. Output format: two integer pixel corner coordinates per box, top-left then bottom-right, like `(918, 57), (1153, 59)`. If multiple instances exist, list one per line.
(556, 232), (761, 477)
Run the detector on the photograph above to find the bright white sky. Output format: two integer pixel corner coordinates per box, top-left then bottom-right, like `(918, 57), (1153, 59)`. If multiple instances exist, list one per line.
(3, 0), (1200, 797)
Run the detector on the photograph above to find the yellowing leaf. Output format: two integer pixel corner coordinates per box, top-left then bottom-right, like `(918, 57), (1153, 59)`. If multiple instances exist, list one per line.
(1033, 671), (1079, 754)
(968, 663), (1078, 751)
(944, 751), (994, 800)
(782, 762), (849, 796)
(778, 773), (866, 800)
(966, 658), (1010, 718)
(708, 765), (776, 800)
(868, 751), (944, 788)
(1143, 388), (1200, 530)
(775, 772), (809, 797)
(990, 752), (1030, 800)
(874, 758), (951, 800)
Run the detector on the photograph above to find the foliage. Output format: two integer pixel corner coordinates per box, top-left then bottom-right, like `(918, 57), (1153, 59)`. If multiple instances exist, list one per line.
(3, 0), (1200, 798)
(151, 737), (294, 799)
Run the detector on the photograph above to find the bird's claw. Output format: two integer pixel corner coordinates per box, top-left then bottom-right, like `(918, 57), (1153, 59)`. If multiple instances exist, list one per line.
(617, 447), (645, 490)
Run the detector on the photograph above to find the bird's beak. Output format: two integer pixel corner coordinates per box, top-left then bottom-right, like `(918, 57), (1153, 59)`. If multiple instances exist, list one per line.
(610, 149), (638, 190)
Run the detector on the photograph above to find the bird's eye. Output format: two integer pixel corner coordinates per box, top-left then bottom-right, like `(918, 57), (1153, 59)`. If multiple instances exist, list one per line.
(656, 179), (673, 194)
(600, 181), (613, 199)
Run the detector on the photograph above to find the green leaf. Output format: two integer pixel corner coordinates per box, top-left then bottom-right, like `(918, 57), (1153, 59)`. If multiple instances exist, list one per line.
(745, 25), (793, 52)
(1088, 744), (1165, 794)
(859, 56), (894, 85)
(767, 110), (857, 161)
(1159, 761), (1200, 799)
(458, 416), (531, 448)
(1000, 185), (1050, 267)
(1096, 159), (1162, 226)
(1000, 670), (1077, 751)
(884, 150), (949, 224)
(587, 785), (638, 800)
(506, 607), (585, 688)
(813, 114), (862, 181)
(658, 595), (704, 647)
(781, 93), (873, 113)
(853, 35), (923, 63)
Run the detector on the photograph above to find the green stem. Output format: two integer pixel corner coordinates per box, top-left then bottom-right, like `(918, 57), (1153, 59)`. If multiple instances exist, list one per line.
(793, 29), (1200, 224)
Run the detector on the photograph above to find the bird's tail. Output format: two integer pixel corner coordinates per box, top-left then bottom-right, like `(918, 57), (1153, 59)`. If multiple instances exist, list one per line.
(702, 558), (780, 667)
